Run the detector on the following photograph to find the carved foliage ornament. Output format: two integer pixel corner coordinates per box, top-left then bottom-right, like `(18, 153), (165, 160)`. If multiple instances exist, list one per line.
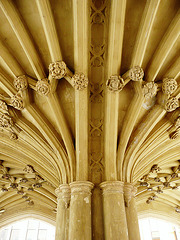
(129, 66), (144, 81)
(106, 75), (124, 92)
(14, 75), (28, 91)
(0, 100), (8, 112)
(49, 61), (67, 79)
(0, 113), (13, 128)
(36, 79), (50, 96)
(72, 73), (88, 90)
(164, 97), (179, 112)
(23, 165), (35, 174)
(142, 82), (158, 99)
(162, 78), (177, 95)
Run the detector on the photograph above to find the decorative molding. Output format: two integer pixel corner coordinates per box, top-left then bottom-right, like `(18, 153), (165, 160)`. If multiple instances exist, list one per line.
(164, 97), (179, 112)
(129, 66), (144, 81)
(100, 181), (124, 195)
(55, 184), (71, 208)
(11, 95), (24, 110)
(106, 75), (124, 92)
(36, 78), (50, 96)
(89, 0), (106, 183)
(49, 61), (67, 79)
(13, 75), (28, 91)
(70, 181), (94, 195)
(72, 73), (88, 90)
(162, 78), (177, 96)
(142, 82), (158, 99)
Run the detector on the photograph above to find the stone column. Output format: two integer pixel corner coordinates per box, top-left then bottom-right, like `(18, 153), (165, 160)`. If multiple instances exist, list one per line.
(69, 181), (94, 240)
(100, 181), (128, 240)
(124, 183), (141, 240)
(55, 184), (70, 240)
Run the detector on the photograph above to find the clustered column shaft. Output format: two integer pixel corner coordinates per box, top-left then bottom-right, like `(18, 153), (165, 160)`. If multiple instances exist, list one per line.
(55, 181), (141, 240)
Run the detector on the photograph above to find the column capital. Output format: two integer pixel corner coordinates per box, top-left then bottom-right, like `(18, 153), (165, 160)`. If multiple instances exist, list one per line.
(124, 183), (137, 207)
(55, 184), (70, 208)
(100, 181), (124, 195)
(70, 181), (94, 195)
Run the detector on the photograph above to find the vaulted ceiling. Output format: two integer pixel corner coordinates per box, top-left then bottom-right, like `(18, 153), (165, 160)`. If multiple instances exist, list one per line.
(0, 0), (180, 226)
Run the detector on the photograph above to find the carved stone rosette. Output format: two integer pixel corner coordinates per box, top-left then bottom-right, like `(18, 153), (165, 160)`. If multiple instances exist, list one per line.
(11, 95), (24, 110)
(164, 97), (179, 112)
(14, 75), (28, 91)
(72, 73), (88, 90)
(162, 78), (178, 95)
(142, 82), (158, 99)
(36, 79), (50, 96)
(129, 66), (144, 81)
(49, 61), (67, 79)
(106, 75), (124, 92)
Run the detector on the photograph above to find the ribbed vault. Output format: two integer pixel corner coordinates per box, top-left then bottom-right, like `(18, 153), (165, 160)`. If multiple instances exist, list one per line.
(0, 0), (179, 227)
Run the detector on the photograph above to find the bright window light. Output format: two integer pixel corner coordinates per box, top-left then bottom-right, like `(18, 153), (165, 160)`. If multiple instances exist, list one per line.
(0, 219), (55, 240)
(139, 218), (180, 240)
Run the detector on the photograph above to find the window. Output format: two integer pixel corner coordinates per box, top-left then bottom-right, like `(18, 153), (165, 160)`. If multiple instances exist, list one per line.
(139, 218), (180, 240)
(0, 219), (55, 240)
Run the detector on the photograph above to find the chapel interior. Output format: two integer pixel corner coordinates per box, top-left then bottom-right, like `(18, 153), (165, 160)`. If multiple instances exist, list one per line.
(0, 0), (180, 239)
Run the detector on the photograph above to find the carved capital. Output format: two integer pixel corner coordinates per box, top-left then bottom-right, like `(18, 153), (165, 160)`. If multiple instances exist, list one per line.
(106, 75), (124, 92)
(11, 95), (24, 110)
(14, 75), (28, 91)
(70, 181), (94, 195)
(49, 61), (67, 79)
(72, 73), (88, 90)
(124, 183), (134, 207)
(164, 97), (179, 112)
(0, 113), (13, 128)
(129, 66), (144, 81)
(55, 184), (71, 208)
(36, 79), (50, 96)
(162, 78), (177, 95)
(142, 82), (158, 99)
(100, 181), (124, 195)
